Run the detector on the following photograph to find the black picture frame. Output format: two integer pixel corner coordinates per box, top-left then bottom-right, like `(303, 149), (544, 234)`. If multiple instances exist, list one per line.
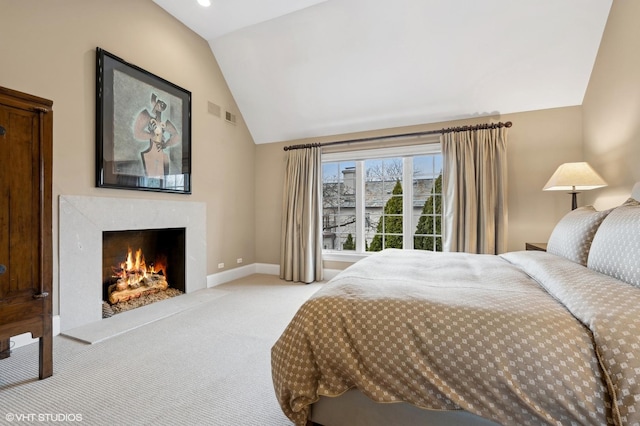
(96, 47), (191, 194)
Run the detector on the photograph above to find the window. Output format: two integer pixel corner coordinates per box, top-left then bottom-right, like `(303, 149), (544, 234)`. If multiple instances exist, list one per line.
(322, 144), (442, 256)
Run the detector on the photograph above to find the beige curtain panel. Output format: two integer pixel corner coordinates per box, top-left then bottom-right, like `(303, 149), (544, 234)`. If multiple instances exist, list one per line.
(280, 146), (324, 283)
(442, 127), (508, 254)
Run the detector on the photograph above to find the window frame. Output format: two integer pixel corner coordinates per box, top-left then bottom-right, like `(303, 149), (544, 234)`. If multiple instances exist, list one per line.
(322, 141), (442, 261)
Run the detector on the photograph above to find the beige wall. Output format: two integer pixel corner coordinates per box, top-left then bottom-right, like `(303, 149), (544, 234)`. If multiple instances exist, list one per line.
(583, 0), (640, 209)
(255, 107), (584, 268)
(1, 0), (256, 313)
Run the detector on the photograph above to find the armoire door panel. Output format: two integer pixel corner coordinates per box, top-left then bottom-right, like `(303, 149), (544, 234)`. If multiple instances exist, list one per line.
(0, 85), (52, 380)
(0, 107), (39, 300)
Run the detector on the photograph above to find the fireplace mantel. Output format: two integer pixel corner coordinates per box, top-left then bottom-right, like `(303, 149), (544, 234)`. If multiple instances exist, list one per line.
(59, 195), (207, 331)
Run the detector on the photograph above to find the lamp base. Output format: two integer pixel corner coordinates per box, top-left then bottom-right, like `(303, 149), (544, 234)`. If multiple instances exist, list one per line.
(569, 192), (578, 210)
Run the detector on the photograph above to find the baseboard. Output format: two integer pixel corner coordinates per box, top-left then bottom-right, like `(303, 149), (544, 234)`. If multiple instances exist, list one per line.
(255, 263), (280, 275)
(206, 264), (270, 287)
(206, 263), (342, 286)
(9, 315), (61, 350)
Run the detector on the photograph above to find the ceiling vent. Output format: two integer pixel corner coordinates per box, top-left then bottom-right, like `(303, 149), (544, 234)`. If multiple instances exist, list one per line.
(225, 110), (237, 125)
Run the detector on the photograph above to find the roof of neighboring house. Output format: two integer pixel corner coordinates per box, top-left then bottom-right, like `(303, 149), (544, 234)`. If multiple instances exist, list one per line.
(323, 178), (437, 209)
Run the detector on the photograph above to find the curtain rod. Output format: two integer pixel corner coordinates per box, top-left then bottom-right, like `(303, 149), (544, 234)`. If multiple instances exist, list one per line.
(283, 121), (512, 151)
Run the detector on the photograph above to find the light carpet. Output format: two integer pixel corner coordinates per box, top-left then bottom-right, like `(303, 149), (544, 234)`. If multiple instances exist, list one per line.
(0, 274), (323, 426)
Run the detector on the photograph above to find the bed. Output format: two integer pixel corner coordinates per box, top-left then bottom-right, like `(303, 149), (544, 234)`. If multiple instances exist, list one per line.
(271, 184), (640, 426)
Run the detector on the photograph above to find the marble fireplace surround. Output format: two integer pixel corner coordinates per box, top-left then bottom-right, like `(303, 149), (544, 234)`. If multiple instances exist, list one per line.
(59, 195), (207, 332)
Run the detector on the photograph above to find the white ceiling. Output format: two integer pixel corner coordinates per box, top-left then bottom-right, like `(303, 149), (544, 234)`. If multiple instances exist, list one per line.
(153, 0), (612, 144)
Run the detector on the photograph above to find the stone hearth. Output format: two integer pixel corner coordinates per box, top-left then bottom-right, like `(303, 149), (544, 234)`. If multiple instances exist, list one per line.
(59, 195), (206, 331)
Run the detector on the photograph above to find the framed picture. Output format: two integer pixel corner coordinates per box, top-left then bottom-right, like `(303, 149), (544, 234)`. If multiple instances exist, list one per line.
(96, 47), (191, 194)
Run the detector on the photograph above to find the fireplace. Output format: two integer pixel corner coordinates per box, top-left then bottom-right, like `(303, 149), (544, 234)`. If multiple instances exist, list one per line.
(59, 195), (207, 332)
(102, 228), (186, 317)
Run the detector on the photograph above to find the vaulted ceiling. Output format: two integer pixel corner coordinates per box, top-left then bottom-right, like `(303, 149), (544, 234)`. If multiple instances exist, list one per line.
(153, 0), (612, 144)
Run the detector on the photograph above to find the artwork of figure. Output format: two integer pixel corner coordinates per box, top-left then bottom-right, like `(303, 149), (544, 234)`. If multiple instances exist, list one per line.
(133, 94), (180, 177)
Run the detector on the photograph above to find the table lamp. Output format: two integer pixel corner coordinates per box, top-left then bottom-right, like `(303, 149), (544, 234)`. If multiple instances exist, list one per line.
(543, 162), (607, 210)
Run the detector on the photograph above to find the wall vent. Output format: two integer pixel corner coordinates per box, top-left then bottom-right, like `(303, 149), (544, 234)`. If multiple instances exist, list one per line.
(208, 101), (221, 117)
(225, 111), (237, 125)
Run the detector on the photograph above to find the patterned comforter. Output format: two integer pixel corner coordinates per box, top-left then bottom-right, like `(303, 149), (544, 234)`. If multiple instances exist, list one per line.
(271, 249), (640, 426)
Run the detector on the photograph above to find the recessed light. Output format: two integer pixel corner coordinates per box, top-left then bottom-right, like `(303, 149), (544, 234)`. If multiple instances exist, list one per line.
(197, 0), (211, 6)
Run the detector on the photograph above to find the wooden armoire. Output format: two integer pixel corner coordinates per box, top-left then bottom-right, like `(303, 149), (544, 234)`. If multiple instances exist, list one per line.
(0, 86), (53, 379)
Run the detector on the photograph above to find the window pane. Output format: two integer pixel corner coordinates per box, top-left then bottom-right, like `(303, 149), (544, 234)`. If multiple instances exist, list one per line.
(413, 155), (443, 251)
(322, 161), (356, 251)
(365, 158), (403, 251)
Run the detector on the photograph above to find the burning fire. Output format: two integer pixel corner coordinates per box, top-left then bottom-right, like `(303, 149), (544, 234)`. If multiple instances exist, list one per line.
(112, 247), (167, 288)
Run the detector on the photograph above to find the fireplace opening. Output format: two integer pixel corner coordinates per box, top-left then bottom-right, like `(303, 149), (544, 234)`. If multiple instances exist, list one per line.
(102, 228), (186, 318)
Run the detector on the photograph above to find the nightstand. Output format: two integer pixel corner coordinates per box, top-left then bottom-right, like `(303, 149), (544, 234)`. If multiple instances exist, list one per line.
(525, 242), (547, 252)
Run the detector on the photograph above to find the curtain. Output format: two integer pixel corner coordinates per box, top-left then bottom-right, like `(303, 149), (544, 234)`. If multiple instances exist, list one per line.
(280, 146), (323, 283)
(442, 127), (508, 254)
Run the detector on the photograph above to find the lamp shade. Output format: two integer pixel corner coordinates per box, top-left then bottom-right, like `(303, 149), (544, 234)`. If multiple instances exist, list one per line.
(543, 162), (607, 191)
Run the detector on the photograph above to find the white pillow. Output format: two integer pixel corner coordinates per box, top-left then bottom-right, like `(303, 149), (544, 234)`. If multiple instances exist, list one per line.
(547, 206), (611, 266)
(588, 205), (640, 287)
(631, 182), (640, 201)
